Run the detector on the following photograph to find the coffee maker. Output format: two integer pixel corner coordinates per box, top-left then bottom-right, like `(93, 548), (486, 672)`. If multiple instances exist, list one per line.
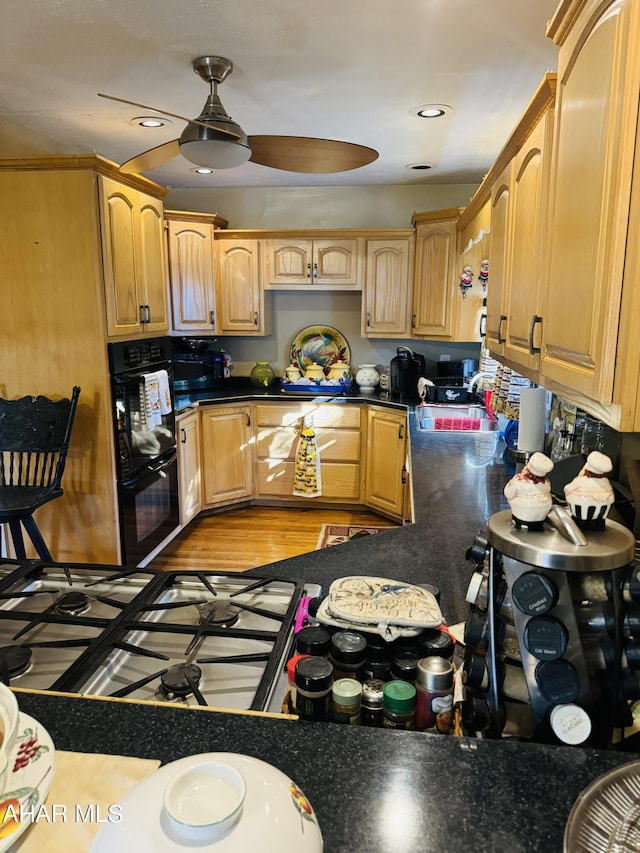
(463, 508), (637, 748)
(390, 347), (426, 402)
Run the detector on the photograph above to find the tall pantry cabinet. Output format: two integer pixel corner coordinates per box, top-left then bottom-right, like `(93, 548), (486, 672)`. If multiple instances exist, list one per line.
(0, 155), (169, 563)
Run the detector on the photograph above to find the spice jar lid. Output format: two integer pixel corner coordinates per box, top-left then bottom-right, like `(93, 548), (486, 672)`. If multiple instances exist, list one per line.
(332, 678), (363, 707)
(416, 656), (453, 691)
(550, 703), (592, 745)
(296, 626), (332, 657)
(287, 654), (310, 683)
(295, 656), (334, 692)
(383, 680), (416, 714)
(417, 629), (455, 660)
(361, 679), (385, 708)
(391, 651), (420, 681)
(330, 630), (367, 664)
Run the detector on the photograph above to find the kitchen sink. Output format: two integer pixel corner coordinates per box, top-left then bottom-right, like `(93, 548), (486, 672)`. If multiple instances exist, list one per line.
(414, 404), (498, 432)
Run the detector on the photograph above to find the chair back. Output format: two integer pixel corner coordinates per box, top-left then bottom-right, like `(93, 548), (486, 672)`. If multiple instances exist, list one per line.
(0, 386), (81, 490)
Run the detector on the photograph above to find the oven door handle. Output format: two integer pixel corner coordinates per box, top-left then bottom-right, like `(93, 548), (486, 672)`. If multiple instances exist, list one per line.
(121, 450), (177, 488)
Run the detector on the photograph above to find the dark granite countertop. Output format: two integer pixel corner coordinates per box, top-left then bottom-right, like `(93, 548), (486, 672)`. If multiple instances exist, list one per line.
(14, 690), (639, 853)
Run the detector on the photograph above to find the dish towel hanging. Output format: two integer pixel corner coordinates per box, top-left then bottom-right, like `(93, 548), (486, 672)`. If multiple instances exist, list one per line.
(293, 415), (322, 497)
(142, 372), (162, 427)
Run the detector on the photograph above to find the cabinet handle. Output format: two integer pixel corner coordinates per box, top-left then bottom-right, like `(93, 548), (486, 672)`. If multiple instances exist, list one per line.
(412, 314), (417, 329)
(313, 262), (318, 279)
(145, 305), (151, 323)
(210, 310), (215, 326)
(398, 423), (404, 439)
(181, 428), (187, 444)
(498, 314), (507, 345)
(401, 466), (408, 485)
(528, 315), (543, 355)
(254, 312), (258, 325)
(367, 313), (371, 328)
(306, 263), (311, 279)
(479, 313), (487, 338)
(139, 305), (146, 323)
(246, 412), (251, 427)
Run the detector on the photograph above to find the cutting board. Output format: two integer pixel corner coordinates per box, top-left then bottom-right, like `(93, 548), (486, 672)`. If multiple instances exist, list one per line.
(9, 751), (160, 852)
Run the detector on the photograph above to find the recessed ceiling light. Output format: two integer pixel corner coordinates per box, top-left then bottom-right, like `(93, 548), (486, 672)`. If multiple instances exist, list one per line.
(406, 163), (433, 171)
(410, 104), (451, 119)
(190, 166), (215, 175)
(130, 116), (172, 128)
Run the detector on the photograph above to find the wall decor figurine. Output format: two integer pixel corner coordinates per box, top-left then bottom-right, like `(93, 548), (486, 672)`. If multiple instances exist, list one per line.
(479, 259), (489, 289)
(459, 265), (474, 298)
(503, 451), (554, 529)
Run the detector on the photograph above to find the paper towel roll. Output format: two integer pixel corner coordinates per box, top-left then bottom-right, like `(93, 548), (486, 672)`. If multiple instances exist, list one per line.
(517, 387), (546, 452)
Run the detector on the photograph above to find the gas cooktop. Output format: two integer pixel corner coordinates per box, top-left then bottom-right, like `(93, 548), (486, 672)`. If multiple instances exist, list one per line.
(0, 559), (314, 712)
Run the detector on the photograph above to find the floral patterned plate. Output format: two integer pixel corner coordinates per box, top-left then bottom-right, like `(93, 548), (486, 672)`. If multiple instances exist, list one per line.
(91, 752), (322, 852)
(0, 712), (56, 850)
(289, 326), (350, 372)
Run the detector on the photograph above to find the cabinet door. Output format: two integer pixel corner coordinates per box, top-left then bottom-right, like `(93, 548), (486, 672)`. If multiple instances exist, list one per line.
(365, 407), (408, 519)
(167, 220), (216, 332)
(362, 239), (411, 337)
(484, 161), (512, 356)
(99, 177), (143, 337)
(411, 219), (457, 338)
(138, 196), (169, 333)
(541, 0), (639, 403)
(216, 240), (264, 334)
(201, 407), (253, 505)
(503, 112), (553, 372)
(267, 239), (312, 285)
(313, 239), (360, 286)
(455, 200), (491, 343)
(177, 411), (201, 525)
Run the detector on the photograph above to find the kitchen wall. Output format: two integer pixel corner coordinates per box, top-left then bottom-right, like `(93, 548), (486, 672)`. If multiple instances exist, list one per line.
(166, 182), (482, 373)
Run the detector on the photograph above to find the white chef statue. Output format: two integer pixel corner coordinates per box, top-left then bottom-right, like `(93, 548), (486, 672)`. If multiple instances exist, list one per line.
(564, 450), (615, 529)
(504, 452), (554, 528)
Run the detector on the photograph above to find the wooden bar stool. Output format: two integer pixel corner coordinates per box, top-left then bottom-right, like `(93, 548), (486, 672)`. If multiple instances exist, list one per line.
(0, 387), (81, 561)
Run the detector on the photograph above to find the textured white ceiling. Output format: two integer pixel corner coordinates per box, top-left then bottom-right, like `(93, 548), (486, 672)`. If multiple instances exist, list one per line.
(0, 0), (560, 189)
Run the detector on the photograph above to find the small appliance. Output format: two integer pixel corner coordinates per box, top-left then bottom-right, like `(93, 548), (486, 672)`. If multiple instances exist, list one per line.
(390, 347), (426, 402)
(172, 338), (226, 393)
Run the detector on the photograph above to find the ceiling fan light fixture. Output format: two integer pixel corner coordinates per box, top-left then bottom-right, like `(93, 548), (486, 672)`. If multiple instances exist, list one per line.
(180, 137), (251, 169)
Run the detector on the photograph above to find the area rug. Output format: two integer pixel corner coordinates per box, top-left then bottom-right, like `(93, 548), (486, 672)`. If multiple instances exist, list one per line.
(316, 523), (393, 549)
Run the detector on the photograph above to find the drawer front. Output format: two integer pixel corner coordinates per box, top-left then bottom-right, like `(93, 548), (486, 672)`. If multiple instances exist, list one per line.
(255, 427), (361, 461)
(254, 403), (361, 429)
(256, 460), (360, 499)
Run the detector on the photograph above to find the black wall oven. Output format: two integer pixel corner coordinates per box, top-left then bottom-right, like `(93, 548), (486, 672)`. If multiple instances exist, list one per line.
(108, 338), (180, 567)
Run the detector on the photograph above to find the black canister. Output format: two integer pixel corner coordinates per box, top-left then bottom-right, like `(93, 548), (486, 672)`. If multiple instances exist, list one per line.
(361, 679), (385, 727)
(294, 656), (334, 721)
(330, 630), (367, 679)
(390, 650), (420, 683)
(296, 625), (332, 658)
(416, 628), (455, 662)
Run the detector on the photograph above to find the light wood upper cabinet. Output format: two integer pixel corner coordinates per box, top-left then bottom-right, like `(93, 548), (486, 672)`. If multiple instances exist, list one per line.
(362, 236), (413, 338)
(542, 0), (640, 408)
(177, 409), (201, 526)
(201, 406), (253, 506)
(99, 176), (168, 338)
(266, 238), (362, 289)
(364, 406), (409, 521)
(216, 239), (265, 334)
(484, 162), (512, 357)
(411, 210), (460, 339)
(166, 214), (216, 333)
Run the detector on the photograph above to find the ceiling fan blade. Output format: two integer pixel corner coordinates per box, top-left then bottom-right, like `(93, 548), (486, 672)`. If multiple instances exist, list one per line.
(119, 139), (181, 174)
(98, 93), (241, 139)
(247, 136), (379, 174)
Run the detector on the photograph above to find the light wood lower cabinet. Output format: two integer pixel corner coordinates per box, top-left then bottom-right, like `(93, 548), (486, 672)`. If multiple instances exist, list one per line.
(364, 406), (409, 520)
(201, 406), (253, 507)
(176, 410), (201, 525)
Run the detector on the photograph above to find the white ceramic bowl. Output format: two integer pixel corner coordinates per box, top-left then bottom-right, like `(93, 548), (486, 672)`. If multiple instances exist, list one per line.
(163, 759), (246, 844)
(0, 683), (19, 792)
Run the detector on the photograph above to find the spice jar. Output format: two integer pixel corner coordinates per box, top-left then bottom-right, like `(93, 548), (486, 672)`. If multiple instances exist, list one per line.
(390, 650), (420, 683)
(382, 680), (416, 730)
(361, 679), (385, 727)
(329, 630), (367, 679)
(415, 657), (454, 733)
(294, 657), (333, 721)
(331, 678), (362, 725)
(296, 625), (332, 658)
(416, 628), (455, 662)
(286, 654), (311, 712)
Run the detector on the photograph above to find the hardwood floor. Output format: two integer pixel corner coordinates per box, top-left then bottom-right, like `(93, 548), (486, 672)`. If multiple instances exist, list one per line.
(149, 506), (397, 573)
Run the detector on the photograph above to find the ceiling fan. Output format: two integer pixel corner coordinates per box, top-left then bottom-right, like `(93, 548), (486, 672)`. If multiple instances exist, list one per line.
(99, 56), (379, 176)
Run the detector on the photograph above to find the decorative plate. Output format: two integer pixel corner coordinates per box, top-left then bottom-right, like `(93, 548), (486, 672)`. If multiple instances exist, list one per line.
(564, 759), (640, 852)
(289, 326), (350, 372)
(0, 712), (56, 850)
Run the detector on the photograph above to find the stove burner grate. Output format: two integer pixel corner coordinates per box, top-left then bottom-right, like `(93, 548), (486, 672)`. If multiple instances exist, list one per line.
(55, 592), (91, 616)
(160, 663), (203, 699)
(0, 644), (33, 680)
(197, 600), (240, 628)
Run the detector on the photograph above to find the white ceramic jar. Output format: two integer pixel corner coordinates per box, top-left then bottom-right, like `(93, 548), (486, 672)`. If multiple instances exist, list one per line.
(355, 364), (380, 393)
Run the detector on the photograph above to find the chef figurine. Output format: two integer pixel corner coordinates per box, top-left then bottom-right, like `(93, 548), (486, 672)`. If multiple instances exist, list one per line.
(459, 265), (474, 298)
(504, 451), (554, 529)
(479, 258), (489, 289)
(564, 450), (615, 529)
